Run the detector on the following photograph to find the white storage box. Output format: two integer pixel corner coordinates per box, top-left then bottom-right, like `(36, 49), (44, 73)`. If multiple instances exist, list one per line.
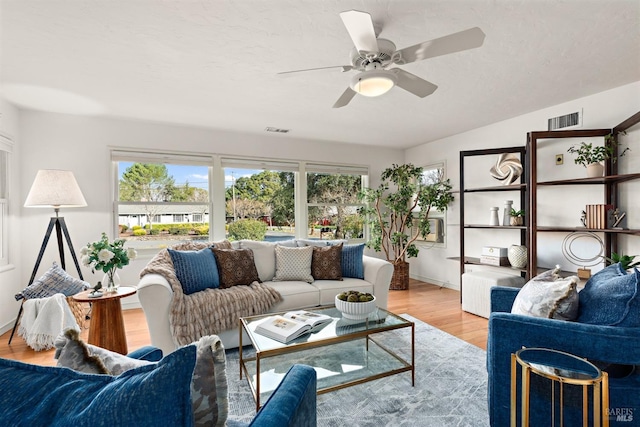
(480, 255), (510, 266)
(482, 246), (508, 257)
(462, 271), (525, 318)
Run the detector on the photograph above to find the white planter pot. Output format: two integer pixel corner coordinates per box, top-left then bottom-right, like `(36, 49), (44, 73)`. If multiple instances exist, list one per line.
(586, 163), (604, 178)
(508, 245), (528, 269)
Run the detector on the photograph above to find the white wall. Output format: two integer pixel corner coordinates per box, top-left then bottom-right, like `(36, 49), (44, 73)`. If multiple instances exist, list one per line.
(3, 111), (402, 334)
(405, 81), (640, 290)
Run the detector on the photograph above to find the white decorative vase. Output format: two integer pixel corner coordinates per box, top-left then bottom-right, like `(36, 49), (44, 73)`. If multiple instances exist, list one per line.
(502, 200), (513, 226)
(508, 245), (528, 269)
(489, 207), (500, 226)
(586, 163), (604, 178)
(102, 271), (121, 293)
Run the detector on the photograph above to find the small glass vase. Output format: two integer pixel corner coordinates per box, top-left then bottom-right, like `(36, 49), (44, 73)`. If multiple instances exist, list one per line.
(102, 271), (121, 293)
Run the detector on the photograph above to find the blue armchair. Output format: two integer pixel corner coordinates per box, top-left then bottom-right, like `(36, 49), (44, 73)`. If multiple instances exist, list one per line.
(487, 286), (640, 427)
(123, 348), (318, 427)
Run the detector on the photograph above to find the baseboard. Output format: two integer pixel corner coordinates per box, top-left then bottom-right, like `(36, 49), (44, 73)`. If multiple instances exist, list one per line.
(0, 319), (15, 336)
(122, 300), (141, 311)
(410, 273), (459, 291)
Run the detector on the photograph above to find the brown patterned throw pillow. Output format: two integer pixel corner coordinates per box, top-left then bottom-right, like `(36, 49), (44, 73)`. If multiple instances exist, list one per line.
(312, 243), (343, 280)
(211, 248), (260, 288)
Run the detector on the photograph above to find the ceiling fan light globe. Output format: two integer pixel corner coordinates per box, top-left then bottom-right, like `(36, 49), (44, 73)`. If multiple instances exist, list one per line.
(350, 71), (396, 97)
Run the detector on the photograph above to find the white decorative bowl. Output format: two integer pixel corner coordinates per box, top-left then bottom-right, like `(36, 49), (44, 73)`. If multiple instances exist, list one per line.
(334, 294), (377, 320)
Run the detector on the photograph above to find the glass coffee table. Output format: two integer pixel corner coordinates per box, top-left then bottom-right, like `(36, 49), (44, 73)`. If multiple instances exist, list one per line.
(239, 306), (414, 410)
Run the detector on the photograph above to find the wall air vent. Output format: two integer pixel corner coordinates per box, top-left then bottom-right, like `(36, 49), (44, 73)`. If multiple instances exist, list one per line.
(265, 127), (290, 133)
(548, 110), (582, 131)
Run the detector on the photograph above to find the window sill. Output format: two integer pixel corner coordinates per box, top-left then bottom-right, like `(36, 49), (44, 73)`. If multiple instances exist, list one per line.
(0, 263), (16, 274)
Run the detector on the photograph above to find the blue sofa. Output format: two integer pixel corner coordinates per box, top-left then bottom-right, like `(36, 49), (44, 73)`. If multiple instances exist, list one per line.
(0, 345), (316, 427)
(487, 286), (640, 427)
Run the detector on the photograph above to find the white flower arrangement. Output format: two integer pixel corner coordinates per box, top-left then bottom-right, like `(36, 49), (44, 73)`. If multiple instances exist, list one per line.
(80, 232), (137, 288)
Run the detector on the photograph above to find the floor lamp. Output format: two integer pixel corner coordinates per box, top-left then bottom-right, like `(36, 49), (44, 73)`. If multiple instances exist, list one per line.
(8, 169), (87, 344)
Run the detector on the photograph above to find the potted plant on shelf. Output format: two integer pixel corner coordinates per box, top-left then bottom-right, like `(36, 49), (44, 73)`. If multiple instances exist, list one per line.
(567, 133), (629, 178)
(509, 208), (525, 226)
(603, 252), (639, 271)
(359, 163), (454, 290)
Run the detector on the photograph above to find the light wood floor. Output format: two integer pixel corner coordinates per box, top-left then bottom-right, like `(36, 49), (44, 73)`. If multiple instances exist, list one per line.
(0, 278), (488, 366)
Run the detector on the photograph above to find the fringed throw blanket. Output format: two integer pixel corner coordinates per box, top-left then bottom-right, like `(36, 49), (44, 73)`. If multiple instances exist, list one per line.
(140, 242), (282, 347)
(19, 293), (80, 351)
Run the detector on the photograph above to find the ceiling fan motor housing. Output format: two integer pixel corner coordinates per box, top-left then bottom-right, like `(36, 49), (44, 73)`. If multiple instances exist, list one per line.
(349, 38), (396, 70)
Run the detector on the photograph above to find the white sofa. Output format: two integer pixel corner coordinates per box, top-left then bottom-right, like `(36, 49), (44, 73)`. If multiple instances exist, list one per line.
(138, 239), (393, 354)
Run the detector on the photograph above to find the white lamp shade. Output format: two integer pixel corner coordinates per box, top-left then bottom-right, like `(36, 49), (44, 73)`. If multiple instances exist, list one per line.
(24, 169), (87, 208)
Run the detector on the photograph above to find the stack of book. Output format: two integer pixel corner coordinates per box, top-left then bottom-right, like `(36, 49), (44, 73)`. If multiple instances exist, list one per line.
(585, 204), (612, 229)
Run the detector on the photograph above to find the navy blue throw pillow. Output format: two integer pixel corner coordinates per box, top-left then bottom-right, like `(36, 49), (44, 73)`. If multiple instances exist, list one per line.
(168, 247), (220, 295)
(578, 263), (640, 327)
(341, 243), (365, 279)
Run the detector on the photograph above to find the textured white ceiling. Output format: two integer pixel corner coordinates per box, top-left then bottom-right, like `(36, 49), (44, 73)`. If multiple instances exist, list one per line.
(1, 0), (639, 149)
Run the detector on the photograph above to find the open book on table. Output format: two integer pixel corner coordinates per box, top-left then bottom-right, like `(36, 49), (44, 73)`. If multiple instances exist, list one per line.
(254, 310), (333, 343)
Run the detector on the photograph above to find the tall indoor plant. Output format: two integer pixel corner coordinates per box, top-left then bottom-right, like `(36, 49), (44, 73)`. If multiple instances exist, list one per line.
(360, 163), (454, 290)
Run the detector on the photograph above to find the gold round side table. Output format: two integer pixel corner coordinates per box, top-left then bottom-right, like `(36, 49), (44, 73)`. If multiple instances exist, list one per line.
(511, 347), (609, 427)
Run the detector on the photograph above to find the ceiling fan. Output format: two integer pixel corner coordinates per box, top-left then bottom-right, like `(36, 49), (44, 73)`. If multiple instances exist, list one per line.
(279, 10), (486, 108)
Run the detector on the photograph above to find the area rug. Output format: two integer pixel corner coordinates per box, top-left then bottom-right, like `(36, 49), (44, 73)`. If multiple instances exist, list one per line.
(225, 314), (490, 426)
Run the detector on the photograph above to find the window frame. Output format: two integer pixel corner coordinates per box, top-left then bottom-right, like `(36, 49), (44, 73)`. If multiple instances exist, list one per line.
(305, 163), (368, 242)
(111, 149), (215, 255)
(0, 133), (13, 268)
(415, 161), (448, 248)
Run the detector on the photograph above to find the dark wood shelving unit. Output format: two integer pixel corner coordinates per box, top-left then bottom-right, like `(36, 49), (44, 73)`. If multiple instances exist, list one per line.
(535, 226), (640, 235)
(464, 224), (527, 230)
(463, 183), (527, 193)
(458, 146), (529, 302)
(528, 111), (640, 275)
(537, 173), (640, 186)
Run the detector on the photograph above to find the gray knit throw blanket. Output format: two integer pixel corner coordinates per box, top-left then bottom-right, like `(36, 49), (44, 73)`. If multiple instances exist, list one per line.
(139, 241), (282, 347)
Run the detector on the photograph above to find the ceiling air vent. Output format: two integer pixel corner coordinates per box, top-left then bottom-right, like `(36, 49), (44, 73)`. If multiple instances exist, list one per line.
(548, 110), (582, 131)
(265, 127), (290, 134)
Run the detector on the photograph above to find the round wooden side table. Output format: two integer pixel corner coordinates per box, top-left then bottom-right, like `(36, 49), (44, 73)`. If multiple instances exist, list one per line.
(511, 347), (609, 427)
(73, 286), (137, 354)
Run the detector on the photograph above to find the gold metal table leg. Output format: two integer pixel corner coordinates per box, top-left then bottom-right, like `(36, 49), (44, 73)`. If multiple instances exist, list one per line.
(521, 365), (530, 427)
(511, 354), (517, 427)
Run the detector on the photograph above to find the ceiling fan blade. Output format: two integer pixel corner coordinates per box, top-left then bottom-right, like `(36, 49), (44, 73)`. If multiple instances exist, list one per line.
(332, 87), (357, 108)
(394, 27), (486, 65)
(391, 69), (438, 98)
(278, 65), (353, 75)
(340, 10), (379, 54)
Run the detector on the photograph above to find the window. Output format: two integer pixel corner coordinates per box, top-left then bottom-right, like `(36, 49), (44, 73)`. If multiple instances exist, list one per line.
(113, 150), (369, 252)
(112, 150), (212, 252)
(416, 161), (447, 246)
(0, 134), (12, 267)
(222, 158), (298, 243)
(306, 164), (368, 241)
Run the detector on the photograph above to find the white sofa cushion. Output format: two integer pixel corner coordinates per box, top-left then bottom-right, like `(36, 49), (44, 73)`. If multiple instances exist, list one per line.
(239, 240), (277, 281)
(266, 281), (321, 312)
